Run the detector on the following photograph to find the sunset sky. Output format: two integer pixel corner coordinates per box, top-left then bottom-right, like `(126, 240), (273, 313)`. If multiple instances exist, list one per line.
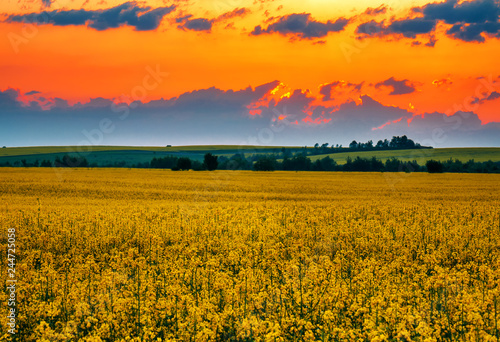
(1, 0), (499, 147)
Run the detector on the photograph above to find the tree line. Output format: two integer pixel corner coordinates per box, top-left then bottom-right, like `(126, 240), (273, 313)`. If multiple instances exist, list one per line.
(252, 155), (500, 173)
(1, 152), (499, 173)
(307, 135), (430, 155)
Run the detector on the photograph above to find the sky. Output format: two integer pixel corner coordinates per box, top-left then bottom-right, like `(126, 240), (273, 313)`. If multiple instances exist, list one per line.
(1, 0), (500, 147)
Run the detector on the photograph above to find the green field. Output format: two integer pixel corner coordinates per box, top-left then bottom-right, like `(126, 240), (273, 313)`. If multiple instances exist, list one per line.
(0, 145), (294, 157)
(0, 145), (302, 167)
(309, 147), (500, 165)
(1, 145), (499, 168)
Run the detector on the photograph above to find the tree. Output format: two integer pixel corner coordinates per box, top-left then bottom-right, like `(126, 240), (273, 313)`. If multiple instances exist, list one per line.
(41, 160), (52, 167)
(282, 156), (292, 170)
(290, 154), (311, 171)
(221, 154), (251, 170)
(150, 155), (178, 169)
(55, 154), (88, 167)
(312, 159), (323, 171)
(192, 160), (204, 171)
(253, 156), (276, 171)
(385, 157), (402, 172)
(349, 140), (358, 149)
(177, 157), (192, 171)
(426, 160), (443, 173)
(203, 153), (218, 171)
(320, 156), (337, 171)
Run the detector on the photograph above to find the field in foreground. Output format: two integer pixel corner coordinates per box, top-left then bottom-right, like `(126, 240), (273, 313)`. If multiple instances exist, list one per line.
(1, 168), (500, 341)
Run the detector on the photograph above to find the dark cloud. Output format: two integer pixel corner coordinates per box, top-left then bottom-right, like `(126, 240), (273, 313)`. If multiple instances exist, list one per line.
(5, 2), (175, 31)
(251, 13), (350, 39)
(75, 97), (114, 108)
(328, 95), (412, 134)
(25, 90), (41, 95)
(1, 82), (499, 147)
(487, 91), (500, 100)
(375, 77), (417, 95)
(0, 89), (21, 109)
(357, 0), (500, 43)
(388, 18), (436, 38)
(175, 15), (192, 23)
(422, 0), (500, 24)
(363, 5), (388, 16)
(41, 0), (53, 7)
(471, 91), (500, 104)
(356, 20), (386, 36)
(216, 8), (250, 22)
(383, 111), (500, 148)
(446, 21), (500, 42)
(174, 8), (249, 32)
(52, 98), (70, 109)
(177, 17), (213, 31)
(425, 35), (438, 46)
(356, 18), (436, 39)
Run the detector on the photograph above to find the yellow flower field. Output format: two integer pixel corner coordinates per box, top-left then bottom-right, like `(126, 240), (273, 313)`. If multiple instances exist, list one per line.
(1, 168), (500, 341)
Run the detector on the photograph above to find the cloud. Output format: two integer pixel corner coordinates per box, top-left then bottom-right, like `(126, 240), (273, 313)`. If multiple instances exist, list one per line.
(319, 81), (363, 101)
(425, 35), (438, 46)
(41, 0), (53, 8)
(5, 2), (176, 31)
(487, 91), (500, 100)
(216, 8), (250, 22)
(75, 97), (114, 108)
(421, 0), (500, 24)
(375, 77), (417, 95)
(471, 90), (500, 104)
(357, 0), (500, 43)
(1, 82), (499, 147)
(0, 89), (21, 109)
(446, 21), (500, 42)
(177, 17), (213, 31)
(432, 78), (453, 88)
(356, 20), (386, 36)
(363, 5), (388, 16)
(25, 90), (41, 95)
(388, 18), (436, 38)
(174, 8), (249, 32)
(251, 13), (350, 39)
(356, 18), (436, 39)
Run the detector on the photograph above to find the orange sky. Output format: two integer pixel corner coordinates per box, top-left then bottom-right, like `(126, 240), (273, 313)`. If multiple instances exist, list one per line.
(1, 0), (499, 123)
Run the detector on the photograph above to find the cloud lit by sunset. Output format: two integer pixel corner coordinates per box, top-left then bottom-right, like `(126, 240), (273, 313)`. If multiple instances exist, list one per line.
(1, 0), (499, 147)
